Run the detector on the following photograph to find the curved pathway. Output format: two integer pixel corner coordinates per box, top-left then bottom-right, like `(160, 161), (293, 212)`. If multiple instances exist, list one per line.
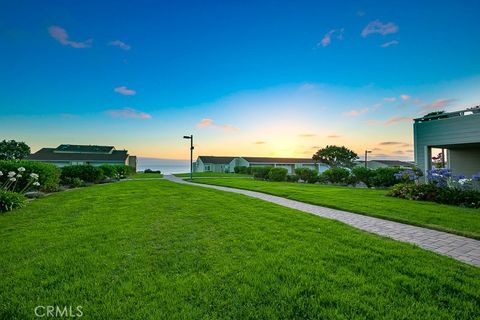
(164, 175), (480, 267)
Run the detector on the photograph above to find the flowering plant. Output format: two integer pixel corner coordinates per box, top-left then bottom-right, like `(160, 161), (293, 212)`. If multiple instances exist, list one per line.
(0, 167), (41, 194)
(394, 169), (420, 183)
(427, 168), (480, 192)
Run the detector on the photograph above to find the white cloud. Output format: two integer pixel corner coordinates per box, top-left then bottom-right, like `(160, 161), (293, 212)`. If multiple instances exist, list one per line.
(114, 86), (136, 96)
(361, 20), (398, 37)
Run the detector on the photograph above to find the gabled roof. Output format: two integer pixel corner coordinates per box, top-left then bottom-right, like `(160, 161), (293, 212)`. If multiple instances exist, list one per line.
(29, 147), (128, 161)
(198, 156), (236, 164)
(54, 144), (115, 154)
(242, 157), (317, 164)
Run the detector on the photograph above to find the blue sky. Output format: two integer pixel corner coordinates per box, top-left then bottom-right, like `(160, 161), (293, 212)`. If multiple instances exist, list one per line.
(1, 0), (480, 159)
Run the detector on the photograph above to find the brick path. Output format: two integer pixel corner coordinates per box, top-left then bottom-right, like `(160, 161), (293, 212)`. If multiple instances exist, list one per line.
(164, 175), (480, 267)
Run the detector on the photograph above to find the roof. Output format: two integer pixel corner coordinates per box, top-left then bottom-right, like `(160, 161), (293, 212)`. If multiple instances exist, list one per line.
(198, 156), (236, 164)
(414, 106), (480, 123)
(242, 157), (317, 164)
(369, 160), (414, 167)
(54, 144), (115, 154)
(28, 147), (128, 162)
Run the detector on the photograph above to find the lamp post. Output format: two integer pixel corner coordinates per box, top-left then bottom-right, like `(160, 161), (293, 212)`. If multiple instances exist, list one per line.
(183, 135), (194, 180)
(364, 150), (372, 168)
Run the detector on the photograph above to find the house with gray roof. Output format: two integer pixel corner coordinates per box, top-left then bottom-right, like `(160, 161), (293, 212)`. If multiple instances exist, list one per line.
(355, 160), (414, 169)
(28, 144), (137, 170)
(414, 107), (480, 178)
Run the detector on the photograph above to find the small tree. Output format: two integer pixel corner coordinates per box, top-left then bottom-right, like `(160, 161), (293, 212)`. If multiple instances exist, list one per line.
(0, 140), (31, 160)
(312, 145), (358, 168)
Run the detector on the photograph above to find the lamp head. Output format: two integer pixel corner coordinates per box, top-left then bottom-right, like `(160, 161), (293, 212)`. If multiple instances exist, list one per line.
(183, 135), (191, 139)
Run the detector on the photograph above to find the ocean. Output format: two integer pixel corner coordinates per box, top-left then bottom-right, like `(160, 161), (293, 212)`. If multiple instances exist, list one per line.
(137, 157), (190, 174)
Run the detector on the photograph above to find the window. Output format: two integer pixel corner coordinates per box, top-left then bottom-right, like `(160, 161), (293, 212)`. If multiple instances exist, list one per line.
(205, 165), (211, 171)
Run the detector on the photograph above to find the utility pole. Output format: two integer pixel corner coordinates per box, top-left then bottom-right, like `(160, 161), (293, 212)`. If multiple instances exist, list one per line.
(365, 150), (372, 168)
(183, 135), (194, 180)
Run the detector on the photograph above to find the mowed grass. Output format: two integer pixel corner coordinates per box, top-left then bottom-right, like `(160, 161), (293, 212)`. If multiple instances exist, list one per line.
(174, 172), (252, 178)
(130, 172), (164, 179)
(0, 180), (479, 319)
(194, 178), (480, 239)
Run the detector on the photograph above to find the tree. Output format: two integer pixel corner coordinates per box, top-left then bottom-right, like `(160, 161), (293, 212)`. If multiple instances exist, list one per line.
(312, 145), (358, 168)
(0, 140), (31, 160)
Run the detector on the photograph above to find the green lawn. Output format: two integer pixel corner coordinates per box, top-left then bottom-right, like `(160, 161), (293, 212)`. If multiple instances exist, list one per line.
(0, 180), (479, 319)
(194, 178), (480, 239)
(130, 172), (164, 179)
(174, 172), (252, 178)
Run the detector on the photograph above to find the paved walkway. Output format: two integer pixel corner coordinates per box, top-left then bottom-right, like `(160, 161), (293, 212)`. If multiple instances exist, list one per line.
(164, 175), (480, 267)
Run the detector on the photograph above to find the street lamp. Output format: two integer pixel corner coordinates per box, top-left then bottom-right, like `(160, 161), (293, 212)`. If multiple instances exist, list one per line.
(183, 135), (194, 180)
(364, 150), (372, 168)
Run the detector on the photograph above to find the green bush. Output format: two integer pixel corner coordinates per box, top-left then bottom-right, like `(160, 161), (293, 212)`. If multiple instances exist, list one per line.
(372, 167), (401, 188)
(295, 168), (318, 183)
(268, 167), (288, 182)
(389, 183), (480, 208)
(320, 168), (351, 184)
(0, 190), (26, 213)
(286, 174), (299, 183)
(112, 165), (135, 179)
(144, 169), (161, 174)
(234, 166), (251, 174)
(352, 167), (375, 187)
(99, 164), (116, 178)
(0, 160), (60, 192)
(251, 166), (272, 180)
(61, 165), (104, 184)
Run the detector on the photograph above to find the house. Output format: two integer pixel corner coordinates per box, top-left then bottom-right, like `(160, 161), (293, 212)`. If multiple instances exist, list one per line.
(194, 156), (237, 173)
(414, 107), (480, 177)
(28, 144), (137, 170)
(194, 156), (329, 174)
(355, 160), (415, 169)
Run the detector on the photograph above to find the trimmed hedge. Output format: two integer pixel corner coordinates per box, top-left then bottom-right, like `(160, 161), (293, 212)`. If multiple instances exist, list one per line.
(371, 167), (401, 188)
(320, 168), (351, 184)
(351, 167), (375, 187)
(61, 165), (104, 184)
(0, 160), (60, 191)
(295, 168), (318, 183)
(268, 167), (288, 182)
(234, 166), (251, 174)
(251, 166), (272, 180)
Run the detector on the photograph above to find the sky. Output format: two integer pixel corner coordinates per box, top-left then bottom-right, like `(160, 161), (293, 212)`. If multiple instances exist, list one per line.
(1, 0), (480, 160)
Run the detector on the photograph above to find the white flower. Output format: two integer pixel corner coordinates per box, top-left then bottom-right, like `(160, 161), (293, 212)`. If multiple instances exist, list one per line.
(7, 171), (16, 177)
(17, 174), (22, 178)
(33, 182), (40, 186)
(458, 178), (471, 185)
(0, 171), (3, 176)
(30, 173), (39, 180)
(9, 177), (16, 182)
(18, 167), (26, 172)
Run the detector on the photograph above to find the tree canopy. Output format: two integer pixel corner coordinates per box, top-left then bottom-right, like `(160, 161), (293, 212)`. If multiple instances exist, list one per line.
(312, 145), (358, 168)
(0, 140), (31, 160)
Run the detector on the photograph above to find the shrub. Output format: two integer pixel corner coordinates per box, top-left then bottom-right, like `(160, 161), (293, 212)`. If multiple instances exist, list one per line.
(320, 168), (351, 184)
(0, 160), (60, 192)
(144, 169), (161, 174)
(251, 166), (272, 180)
(61, 165), (104, 184)
(371, 167), (401, 188)
(394, 168), (422, 184)
(112, 165), (135, 179)
(268, 167), (288, 182)
(234, 166), (251, 174)
(352, 167), (375, 187)
(0, 190), (26, 213)
(286, 175), (299, 183)
(295, 168), (317, 183)
(388, 183), (480, 208)
(99, 164), (116, 178)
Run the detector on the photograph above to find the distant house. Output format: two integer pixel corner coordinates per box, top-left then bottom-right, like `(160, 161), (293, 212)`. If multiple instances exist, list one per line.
(194, 156), (236, 173)
(194, 156), (328, 174)
(28, 144), (137, 170)
(355, 160), (414, 169)
(414, 107), (480, 177)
